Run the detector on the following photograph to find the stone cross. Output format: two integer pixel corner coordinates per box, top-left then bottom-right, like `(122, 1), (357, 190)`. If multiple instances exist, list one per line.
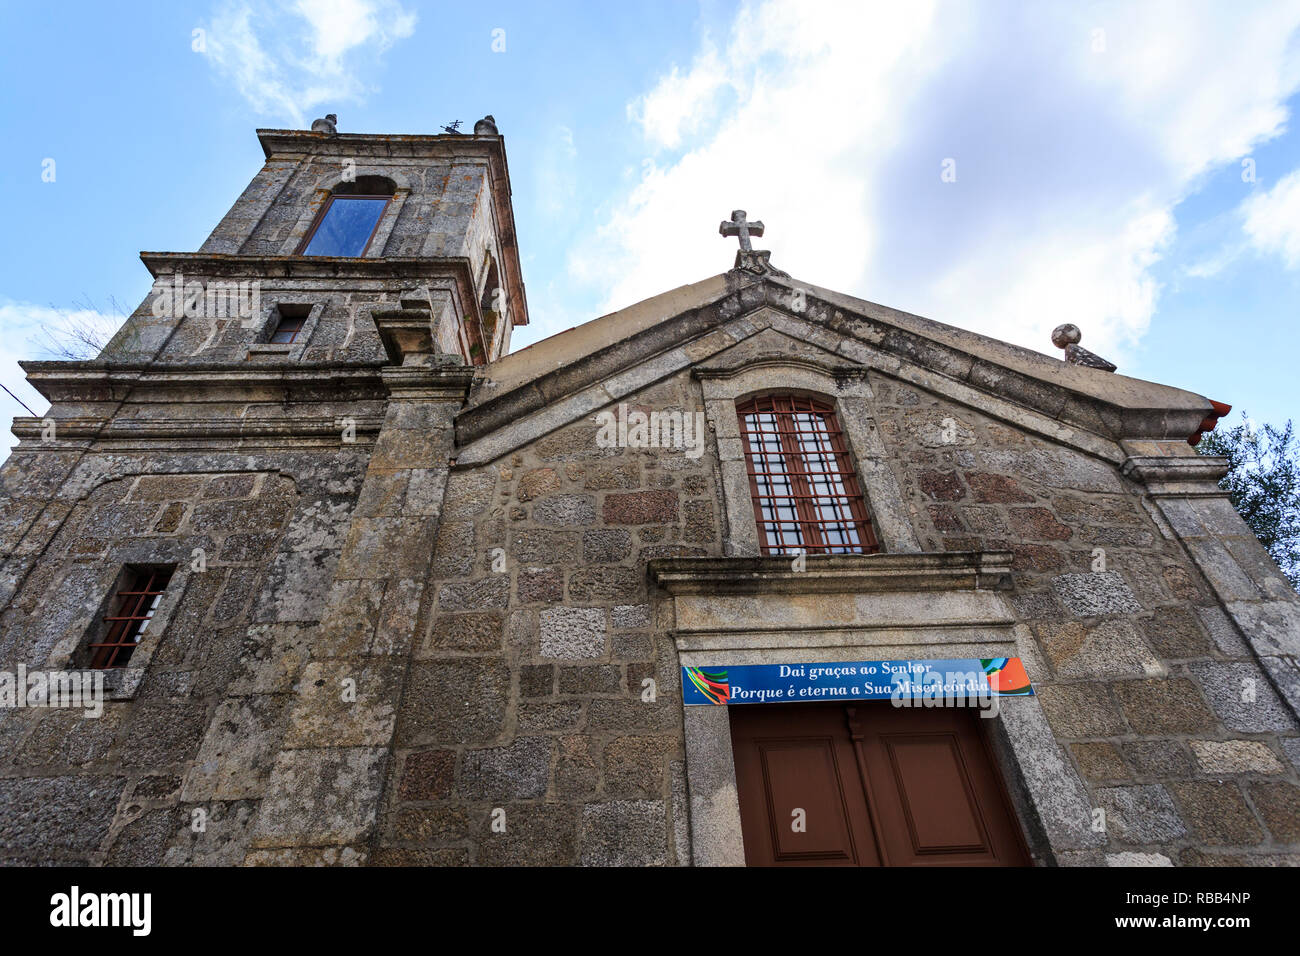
(719, 210), (765, 251)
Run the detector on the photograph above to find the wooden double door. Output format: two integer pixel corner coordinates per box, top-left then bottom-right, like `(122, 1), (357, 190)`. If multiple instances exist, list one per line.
(730, 701), (1030, 866)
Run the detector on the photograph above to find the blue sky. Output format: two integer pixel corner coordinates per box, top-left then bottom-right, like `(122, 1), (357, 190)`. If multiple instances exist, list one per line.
(2, 0), (1299, 453)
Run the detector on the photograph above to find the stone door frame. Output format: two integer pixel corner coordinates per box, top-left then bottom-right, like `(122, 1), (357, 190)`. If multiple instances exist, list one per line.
(650, 552), (1105, 866)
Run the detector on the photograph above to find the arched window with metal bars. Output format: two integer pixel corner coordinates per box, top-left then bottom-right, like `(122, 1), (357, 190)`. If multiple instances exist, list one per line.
(736, 394), (879, 556)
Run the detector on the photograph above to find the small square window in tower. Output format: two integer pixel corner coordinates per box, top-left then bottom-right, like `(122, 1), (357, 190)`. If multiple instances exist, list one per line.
(737, 395), (879, 555)
(269, 304), (310, 344)
(300, 196), (388, 256)
(86, 566), (175, 669)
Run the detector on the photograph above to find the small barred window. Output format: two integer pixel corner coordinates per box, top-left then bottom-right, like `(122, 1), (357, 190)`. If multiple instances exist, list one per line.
(737, 395), (878, 555)
(87, 566), (175, 669)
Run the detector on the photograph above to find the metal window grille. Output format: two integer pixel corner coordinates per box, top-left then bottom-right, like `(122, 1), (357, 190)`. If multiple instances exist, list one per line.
(737, 395), (879, 556)
(88, 567), (174, 669)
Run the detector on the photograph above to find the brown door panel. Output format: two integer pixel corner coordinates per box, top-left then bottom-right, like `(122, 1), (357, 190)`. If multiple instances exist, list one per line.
(858, 730), (1003, 865)
(731, 705), (881, 866)
(848, 703), (1030, 867)
(731, 702), (1029, 867)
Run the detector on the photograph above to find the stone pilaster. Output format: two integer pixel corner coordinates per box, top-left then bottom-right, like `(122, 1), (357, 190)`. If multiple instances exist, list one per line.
(1125, 453), (1300, 719)
(246, 356), (473, 862)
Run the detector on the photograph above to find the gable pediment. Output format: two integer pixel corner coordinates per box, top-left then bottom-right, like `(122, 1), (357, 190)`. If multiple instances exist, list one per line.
(691, 325), (866, 384)
(453, 271), (1216, 468)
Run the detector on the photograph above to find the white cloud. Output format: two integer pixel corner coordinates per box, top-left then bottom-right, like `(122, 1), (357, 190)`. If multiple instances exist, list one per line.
(629, 41), (729, 150)
(204, 0), (416, 126)
(294, 0), (416, 62)
(1242, 167), (1300, 268)
(566, 0), (1300, 360)
(1181, 248), (1238, 280)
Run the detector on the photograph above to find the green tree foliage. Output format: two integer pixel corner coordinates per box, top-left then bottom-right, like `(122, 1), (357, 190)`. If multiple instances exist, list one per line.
(1197, 413), (1300, 589)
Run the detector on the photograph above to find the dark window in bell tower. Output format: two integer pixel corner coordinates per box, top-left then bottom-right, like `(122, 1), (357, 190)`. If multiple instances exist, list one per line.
(268, 304), (310, 343)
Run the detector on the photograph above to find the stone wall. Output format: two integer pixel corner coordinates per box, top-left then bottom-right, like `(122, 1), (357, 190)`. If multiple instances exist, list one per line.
(0, 447), (369, 865)
(868, 373), (1300, 864)
(144, 282), (391, 365)
(205, 154), (499, 268)
(373, 370), (714, 865)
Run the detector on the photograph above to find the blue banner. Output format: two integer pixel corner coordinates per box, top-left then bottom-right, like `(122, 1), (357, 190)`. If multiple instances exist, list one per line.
(681, 657), (1033, 705)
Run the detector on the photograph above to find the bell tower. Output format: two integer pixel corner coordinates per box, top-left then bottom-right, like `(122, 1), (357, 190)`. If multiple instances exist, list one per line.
(104, 113), (528, 366)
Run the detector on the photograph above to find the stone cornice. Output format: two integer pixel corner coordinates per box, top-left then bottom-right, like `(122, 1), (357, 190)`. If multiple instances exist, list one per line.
(22, 358), (477, 413)
(139, 252), (477, 286)
(256, 129), (504, 162)
(10, 415), (384, 442)
(647, 551), (1014, 595)
(1121, 454), (1231, 496)
(692, 353), (869, 383)
(20, 360), (388, 404)
(380, 361), (477, 402)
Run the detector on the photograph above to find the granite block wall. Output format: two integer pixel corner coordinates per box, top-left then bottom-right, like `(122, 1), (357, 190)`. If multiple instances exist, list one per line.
(374, 371), (713, 865)
(0, 448), (369, 865)
(868, 373), (1300, 865)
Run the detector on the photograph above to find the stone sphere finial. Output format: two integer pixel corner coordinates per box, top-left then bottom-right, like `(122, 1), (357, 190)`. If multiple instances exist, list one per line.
(311, 114), (338, 134)
(1052, 322), (1117, 372)
(474, 115), (499, 136)
(1051, 323), (1081, 349)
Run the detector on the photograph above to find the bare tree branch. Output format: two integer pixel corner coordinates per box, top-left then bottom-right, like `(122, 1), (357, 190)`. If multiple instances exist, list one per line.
(31, 295), (128, 361)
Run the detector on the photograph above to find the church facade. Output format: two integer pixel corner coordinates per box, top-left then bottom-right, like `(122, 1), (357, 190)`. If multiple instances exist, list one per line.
(1, 119), (1298, 866)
